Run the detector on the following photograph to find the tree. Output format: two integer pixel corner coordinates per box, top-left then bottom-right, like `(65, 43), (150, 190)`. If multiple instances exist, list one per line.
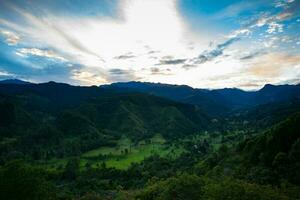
(124, 148), (129, 155)
(137, 173), (204, 200)
(0, 100), (15, 126)
(289, 138), (300, 162)
(63, 157), (80, 180)
(203, 178), (289, 200)
(272, 152), (289, 174)
(0, 160), (56, 200)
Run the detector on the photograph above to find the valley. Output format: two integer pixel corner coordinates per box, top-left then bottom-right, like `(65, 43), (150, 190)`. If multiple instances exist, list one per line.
(0, 80), (299, 200)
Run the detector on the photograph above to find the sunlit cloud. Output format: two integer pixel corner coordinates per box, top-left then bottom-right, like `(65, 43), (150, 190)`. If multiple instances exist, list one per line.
(0, 29), (20, 45)
(0, 0), (299, 89)
(16, 48), (67, 62)
(71, 69), (106, 85)
(246, 53), (300, 78)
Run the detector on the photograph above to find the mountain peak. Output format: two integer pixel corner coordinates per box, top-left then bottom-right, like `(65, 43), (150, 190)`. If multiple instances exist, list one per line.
(262, 83), (275, 88)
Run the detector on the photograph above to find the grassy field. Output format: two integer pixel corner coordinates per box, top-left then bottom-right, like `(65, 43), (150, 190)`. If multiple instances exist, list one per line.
(42, 134), (185, 170)
(38, 130), (254, 170)
(81, 134), (184, 169)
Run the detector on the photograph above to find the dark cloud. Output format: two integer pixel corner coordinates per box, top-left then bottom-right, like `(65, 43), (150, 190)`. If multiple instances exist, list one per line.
(109, 68), (129, 75)
(114, 52), (136, 59)
(240, 51), (265, 60)
(147, 50), (160, 54)
(182, 64), (197, 70)
(193, 37), (240, 64)
(156, 58), (187, 65)
(150, 67), (159, 73)
(107, 68), (138, 82)
(150, 67), (172, 75)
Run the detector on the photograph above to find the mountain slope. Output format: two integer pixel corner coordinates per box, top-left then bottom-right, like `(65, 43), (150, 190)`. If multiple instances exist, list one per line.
(207, 113), (300, 185)
(58, 93), (209, 140)
(0, 82), (209, 160)
(0, 79), (32, 85)
(103, 82), (300, 124)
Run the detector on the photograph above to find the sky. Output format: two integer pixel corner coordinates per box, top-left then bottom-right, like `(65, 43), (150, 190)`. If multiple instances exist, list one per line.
(0, 0), (300, 90)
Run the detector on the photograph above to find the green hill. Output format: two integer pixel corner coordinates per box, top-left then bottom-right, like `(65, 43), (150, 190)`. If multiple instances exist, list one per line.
(0, 84), (209, 162)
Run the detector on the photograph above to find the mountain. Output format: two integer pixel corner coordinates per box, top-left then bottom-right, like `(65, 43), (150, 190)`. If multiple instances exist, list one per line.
(1, 80), (300, 200)
(102, 82), (236, 115)
(209, 112), (300, 185)
(0, 81), (209, 160)
(59, 93), (209, 139)
(0, 81), (120, 112)
(0, 79), (32, 85)
(102, 82), (300, 119)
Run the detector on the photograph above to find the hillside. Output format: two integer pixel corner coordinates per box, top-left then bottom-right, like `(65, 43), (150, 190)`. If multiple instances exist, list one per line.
(103, 82), (300, 116)
(0, 80), (300, 200)
(0, 82), (209, 161)
(200, 112), (300, 186)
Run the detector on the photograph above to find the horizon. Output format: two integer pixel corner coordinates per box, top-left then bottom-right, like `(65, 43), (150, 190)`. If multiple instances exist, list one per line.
(0, 0), (300, 90)
(1, 78), (299, 92)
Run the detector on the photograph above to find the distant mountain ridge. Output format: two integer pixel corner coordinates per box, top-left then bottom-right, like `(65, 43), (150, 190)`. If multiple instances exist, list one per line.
(103, 81), (300, 116)
(1, 79), (299, 119)
(0, 79), (32, 85)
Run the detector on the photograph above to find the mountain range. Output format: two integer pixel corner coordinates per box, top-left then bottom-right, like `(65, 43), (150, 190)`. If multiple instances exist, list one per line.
(1, 79), (300, 199)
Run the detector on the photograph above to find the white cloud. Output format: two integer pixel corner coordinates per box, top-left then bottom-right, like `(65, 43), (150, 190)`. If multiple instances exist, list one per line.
(275, 0), (295, 8)
(266, 22), (283, 34)
(0, 29), (20, 45)
(227, 28), (251, 38)
(0, 70), (14, 77)
(2, 0), (198, 84)
(0, 0), (299, 89)
(71, 69), (106, 85)
(16, 48), (67, 61)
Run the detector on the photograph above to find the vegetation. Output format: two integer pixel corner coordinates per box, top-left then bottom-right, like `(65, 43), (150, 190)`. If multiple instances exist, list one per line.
(0, 82), (300, 199)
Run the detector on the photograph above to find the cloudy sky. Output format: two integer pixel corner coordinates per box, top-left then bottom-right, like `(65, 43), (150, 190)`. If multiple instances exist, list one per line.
(0, 0), (300, 90)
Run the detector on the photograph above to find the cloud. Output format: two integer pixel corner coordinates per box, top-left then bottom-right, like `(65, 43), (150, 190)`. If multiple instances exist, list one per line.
(275, 0), (295, 8)
(107, 68), (139, 82)
(114, 52), (136, 59)
(0, 69), (15, 78)
(0, 0), (189, 85)
(182, 64), (197, 70)
(16, 48), (67, 61)
(147, 50), (160, 54)
(156, 58), (187, 65)
(0, 0), (299, 89)
(71, 69), (106, 85)
(192, 37), (240, 64)
(213, 1), (258, 19)
(228, 28), (251, 38)
(150, 67), (172, 75)
(281, 0), (300, 16)
(246, 53), (300, 78)
(240, 51), (266, 60)
(266, 22), (283, 34)
(250, 0), (300, 29)
(0, 29), (20, 45)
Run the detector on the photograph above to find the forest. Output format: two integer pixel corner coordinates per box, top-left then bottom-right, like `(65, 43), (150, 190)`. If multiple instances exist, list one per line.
(0, 80), (300, 200)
